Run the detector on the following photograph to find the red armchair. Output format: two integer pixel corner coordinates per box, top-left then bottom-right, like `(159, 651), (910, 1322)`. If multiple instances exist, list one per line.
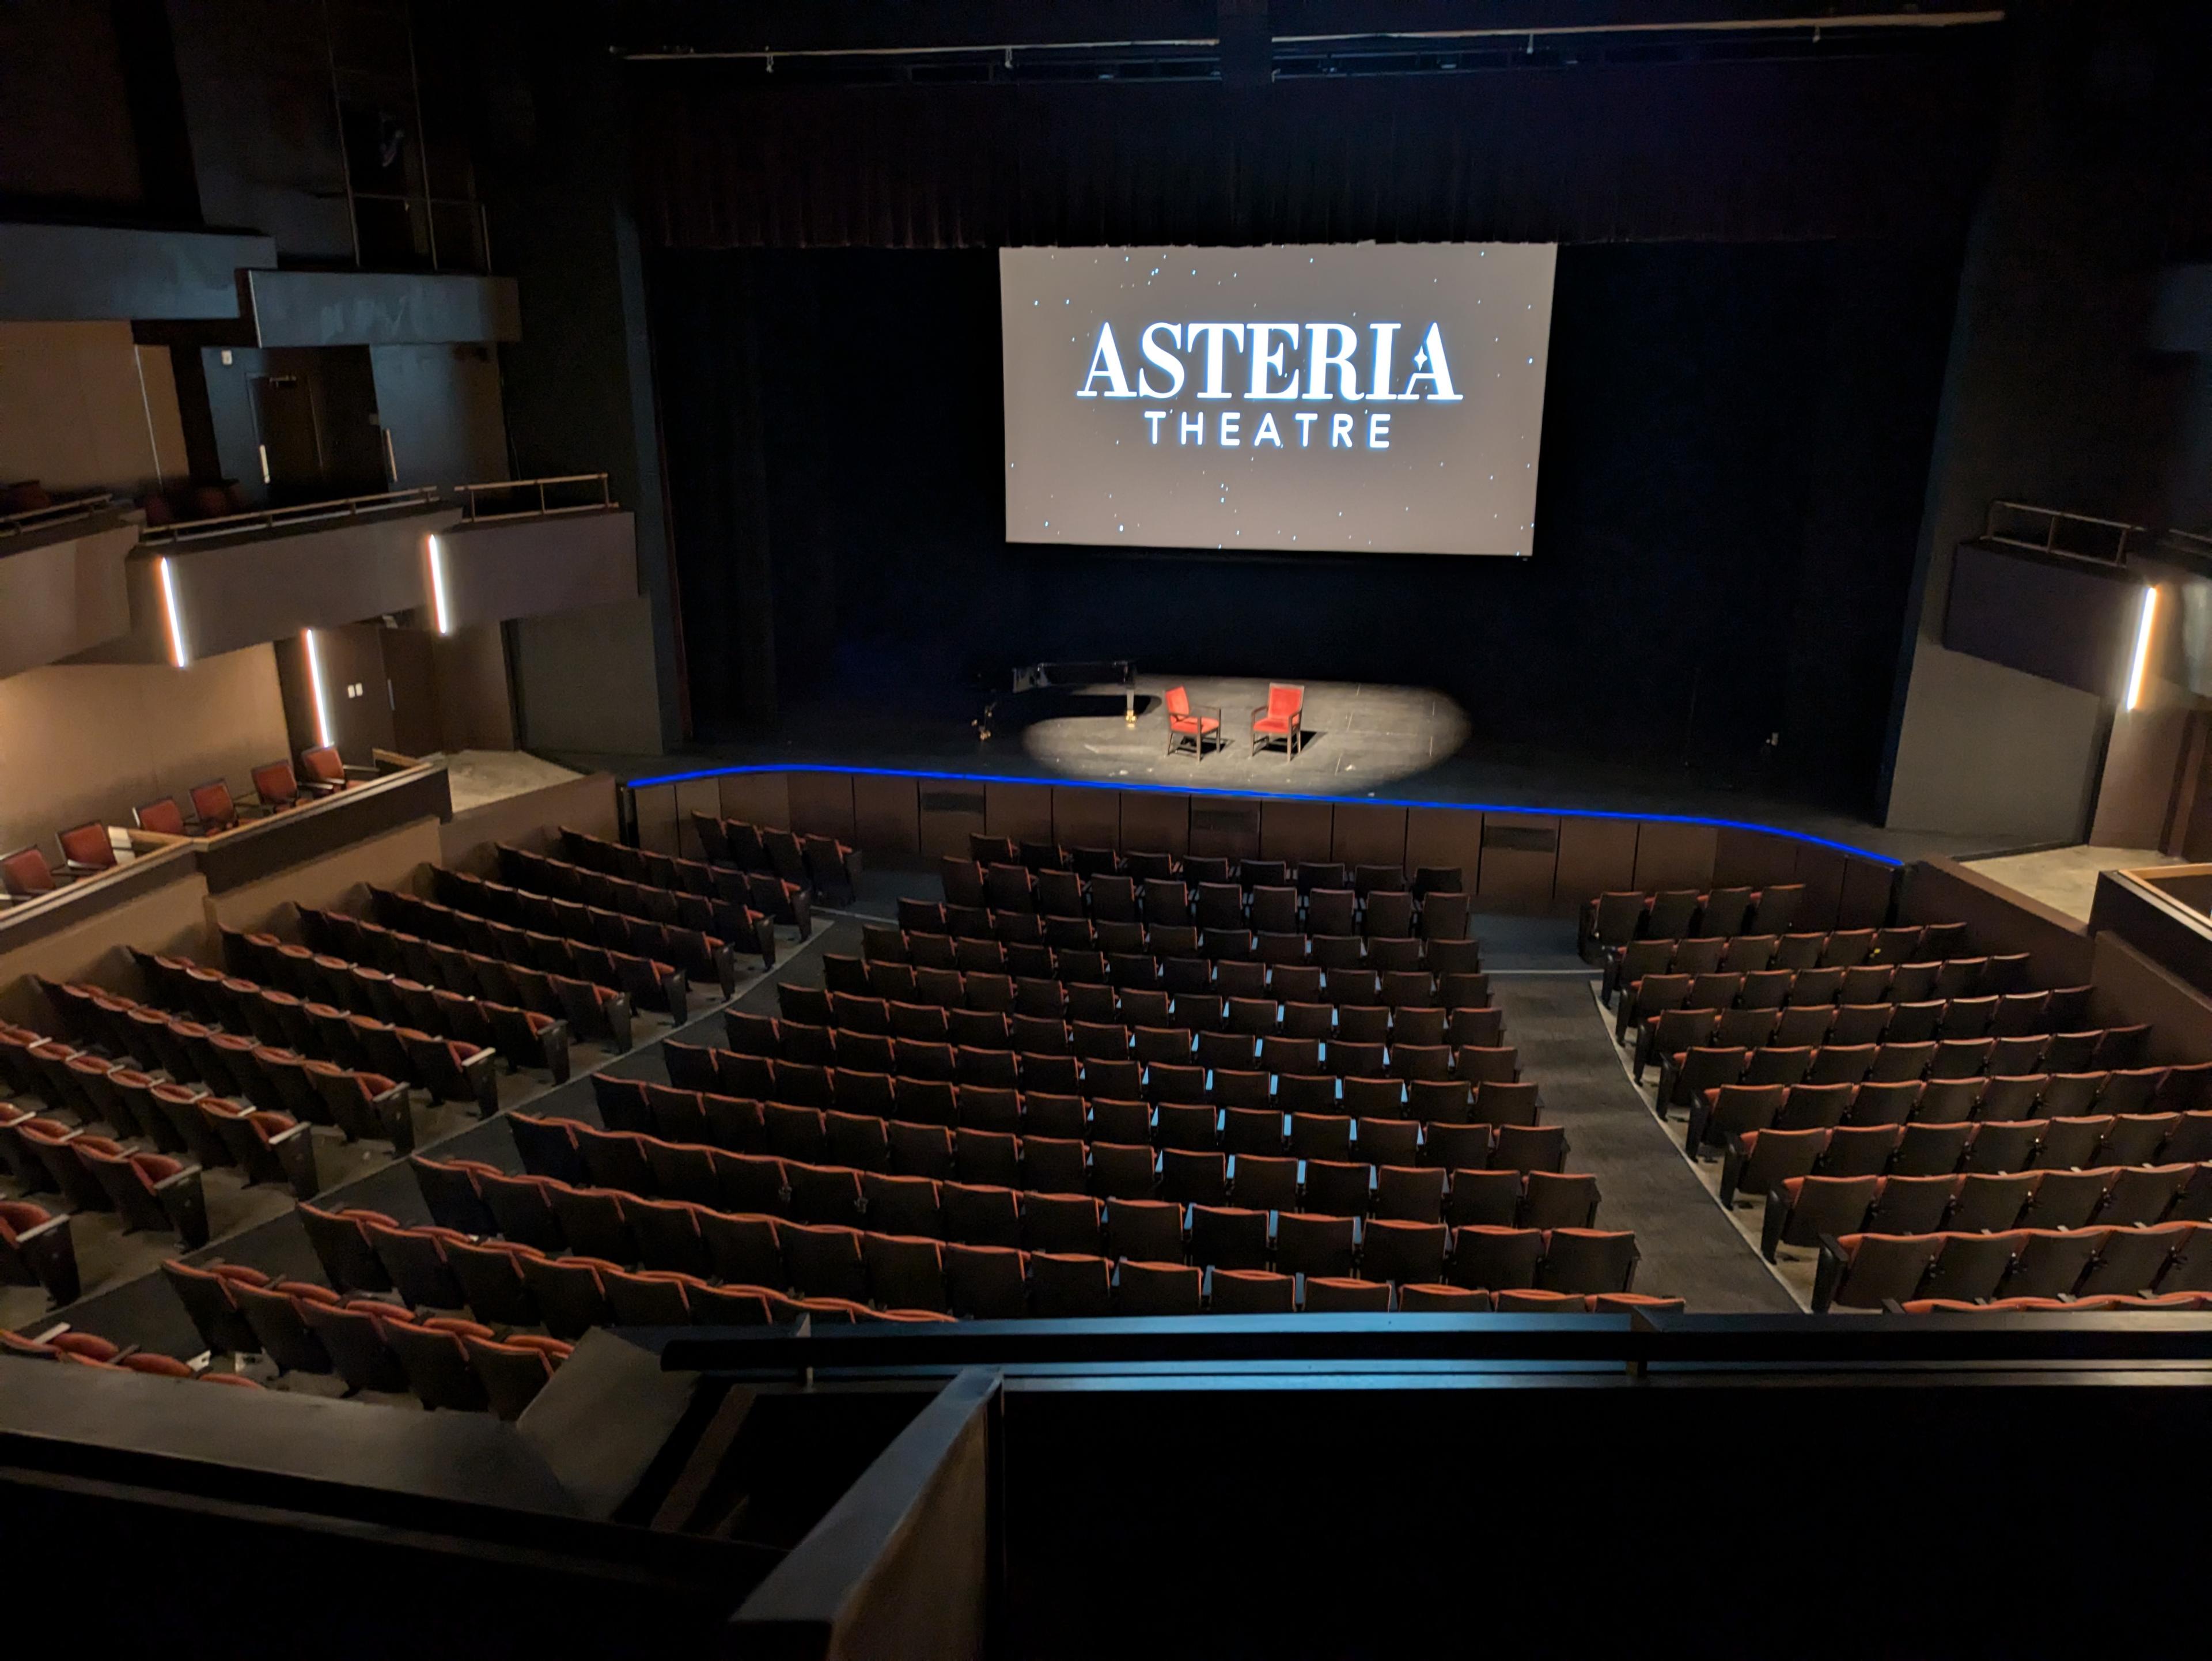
(1251, 683), (1306, 758)
(1165, 685), (1223, 758)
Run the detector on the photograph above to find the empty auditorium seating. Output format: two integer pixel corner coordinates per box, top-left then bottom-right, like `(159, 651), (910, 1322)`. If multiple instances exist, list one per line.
(369, 881), (688, 1022)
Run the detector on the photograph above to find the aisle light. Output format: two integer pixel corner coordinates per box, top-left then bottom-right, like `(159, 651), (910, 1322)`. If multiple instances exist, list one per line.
(2124, 585), (2160, 712)
(157, 556), (190, 668)
(302, 629), (334, 749)
(426, 534), (453, 635)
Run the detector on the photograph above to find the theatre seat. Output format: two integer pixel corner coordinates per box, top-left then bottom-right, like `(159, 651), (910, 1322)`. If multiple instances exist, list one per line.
(1164, 686), (1223, 758)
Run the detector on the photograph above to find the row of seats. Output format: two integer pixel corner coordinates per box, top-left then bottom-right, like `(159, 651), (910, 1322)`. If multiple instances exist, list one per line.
(433, 867), (743, 997)
(1618, 968), (2057, 1057)
(1899, 1292), (2212, 1314)
(881, 906), (1485, 977)
(297, 906), (633, 1049)
(214, 932), (570, 1079)
(0, 1100), (205, 1256)
(36, 979), (472, 1134)
(1686, 1073), (2206, 1155)
(1757, 1167), (2212, 1259)
(578, 1080), (1579, 1220)
(16, 993), (403, 1156)
(1604, 928), (1982, 1002)
(1724, 1130), (2212, 1222)
(941, 858), (1472, 942)
(82, 963), (501, 1117)
(569, 823), (824, 924)
(661, 1040), (1551, 1145)
(406, 1149), (1643, 1301)
(368, 886), (690, 1017)
(440, 858), (760, 986)
(831, 951), (1494, 1028)
(493, 843), (774, 966)
(0, 748), (354, 903)
(159, 1259), (575, 1416)
(768, 986), (1506, 1055)
(1658, 1035), (2147, 1108)
(525, 1099), (1570, 1225)
(1638, 992), (2100, 1081)
(1815, 1223), (2212, 1311)
(3, 1325), (268, 1386)
(658, 816), (857, 906)
(1581, 882), (1808, 948)
(684, 1031), (1533, 1123)
(959, 834), (1463, 892)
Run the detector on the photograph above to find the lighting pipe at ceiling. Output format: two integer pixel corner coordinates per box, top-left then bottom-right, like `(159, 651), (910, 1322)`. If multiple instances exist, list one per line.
(618, 10), (2005, 60)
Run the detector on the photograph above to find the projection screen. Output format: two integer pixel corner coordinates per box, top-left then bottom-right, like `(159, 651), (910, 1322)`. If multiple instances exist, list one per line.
(1001, 243), (1557, 557)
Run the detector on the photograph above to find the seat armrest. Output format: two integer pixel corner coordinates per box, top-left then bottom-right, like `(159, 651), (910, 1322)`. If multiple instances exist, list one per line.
(1812, 1232), (1850, 1313)
(151, 1163), (210, 1247)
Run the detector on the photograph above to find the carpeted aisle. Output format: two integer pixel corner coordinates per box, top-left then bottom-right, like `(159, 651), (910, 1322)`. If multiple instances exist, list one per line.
(1494, 974), (1800, 1313)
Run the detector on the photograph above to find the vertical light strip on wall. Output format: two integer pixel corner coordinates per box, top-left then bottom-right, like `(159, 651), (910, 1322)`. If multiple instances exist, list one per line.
(2125, 584), (2160, 712)
(426, 534), (454, 635)
(302, 628), (334, 748)
(157, 556), (191, 668)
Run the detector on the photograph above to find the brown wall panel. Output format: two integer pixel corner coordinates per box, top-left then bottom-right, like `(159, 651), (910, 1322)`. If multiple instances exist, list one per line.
(718, 771), (790, 830)
(1331, 803), (1408, 872)
(673, 779), (722, 861)
(984, 782), (1055, 849)
(1552, 818), (1639, 910)
(1404, 808), (1485, 888)
(2090, 932), (2212, 1061)
(1898, 857), (2094, 989)
(1631, 822), (1718, 894)
(203, 818), (442, 937)
(789, 772), (858, 845)
(1837, 858), (1900, 929)
(1188, 799), (1261, 862)
(631, 783), (680, 856)
(1476, 814), (1558, 914)
(0, 645), (290, 861)
(1259, 799), (1334, 865)
(1793, 846), (1849, 933)
(918, 782), (990, 862)
(1052, 786), (1120, 854)
(1119, 791), (1190, 858)
(855, 775), (922, 869)
(440, 771), (619, 874)
(0, 865), (211, 1023)
(1713, 826), (1804, 890)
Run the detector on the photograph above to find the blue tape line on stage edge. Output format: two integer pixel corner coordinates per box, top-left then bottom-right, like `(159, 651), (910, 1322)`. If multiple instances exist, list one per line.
(619, 761), (1904, 868)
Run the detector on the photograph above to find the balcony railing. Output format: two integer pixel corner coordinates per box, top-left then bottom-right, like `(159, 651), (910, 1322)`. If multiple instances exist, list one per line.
(455, 472), (616, 523)
(1983, 499), (2145, 565)
(137, 486), (444, 546)
(2, 491), (117, 544)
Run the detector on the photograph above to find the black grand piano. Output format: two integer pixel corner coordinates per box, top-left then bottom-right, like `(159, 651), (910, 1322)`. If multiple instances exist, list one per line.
(976, 659), (1136, 740)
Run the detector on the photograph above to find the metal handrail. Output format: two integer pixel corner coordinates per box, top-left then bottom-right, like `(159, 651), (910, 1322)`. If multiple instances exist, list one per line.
(1, 491), (116, 541)
(454, 472), (616, 523)
(1983, 499), (2145, 565)
(137, 486), (443, 546)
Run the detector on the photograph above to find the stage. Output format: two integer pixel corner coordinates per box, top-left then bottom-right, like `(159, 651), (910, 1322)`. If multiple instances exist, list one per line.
(1003, 675), (1471, 792)
(553, 674), (2000, 864)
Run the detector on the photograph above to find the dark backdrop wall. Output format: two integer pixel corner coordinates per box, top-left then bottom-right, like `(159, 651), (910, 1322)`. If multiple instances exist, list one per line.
(651, 239), (1959, 811)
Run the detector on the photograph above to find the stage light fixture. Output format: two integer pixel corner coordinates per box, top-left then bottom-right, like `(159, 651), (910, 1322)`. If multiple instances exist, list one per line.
(157, 555), (190, 668)
(2125, 584), (2160, 711)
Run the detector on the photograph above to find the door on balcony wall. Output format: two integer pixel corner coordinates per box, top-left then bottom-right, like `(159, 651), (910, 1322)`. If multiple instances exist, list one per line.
(249, 374), (323, 501)
(370, 345), (507, 490)
(382, 627), (445, 759)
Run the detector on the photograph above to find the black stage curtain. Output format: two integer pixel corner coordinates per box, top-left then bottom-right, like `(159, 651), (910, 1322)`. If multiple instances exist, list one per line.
(649, 241), (1961, 811)
(630, 49), (2005, 250)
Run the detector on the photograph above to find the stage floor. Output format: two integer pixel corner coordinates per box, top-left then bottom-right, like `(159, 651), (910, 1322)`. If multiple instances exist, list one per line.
(1009, 675), (1471, 792)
